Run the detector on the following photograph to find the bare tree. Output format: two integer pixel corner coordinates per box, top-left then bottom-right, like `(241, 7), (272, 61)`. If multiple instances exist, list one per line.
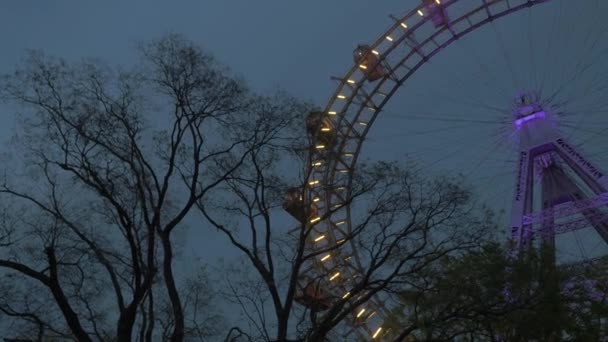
(0, 33), (499, 342)
(0, 34), (304, 341)
(196, 101), (495, 342)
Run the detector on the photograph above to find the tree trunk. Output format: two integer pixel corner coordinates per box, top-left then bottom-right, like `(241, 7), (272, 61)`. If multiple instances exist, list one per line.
(46, 248), (93, 342)
(161, 233), (184, 342)
(117, 306), (138, 342)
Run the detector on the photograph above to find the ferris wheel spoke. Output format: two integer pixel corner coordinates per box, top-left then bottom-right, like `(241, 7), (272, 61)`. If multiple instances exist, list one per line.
(552, 50), (608, 108)
(525, 7), (540, 93)
(386, 50), (511, 116)
(428, 42), (513, 100)
(386, 130), (498, 164)
(411, 118), (507, 173)
(573, 125), (608, 149)
(408, 129), (509, 177)
(470, 155), (516, 223)
(566, 107), (608, 124)
(537, 0), (564, 96)
(422, 50), (510, 105)
(541, 1), (585, 103)
(588, 237), (608, 258)
(477, 176), (512, 216)
(560, 123), (608, 136)
(380, 110), (506, 125)
(404, 85), (507, 116)
(549, 3), (608, 109)
(371, 123), (475, 141)
(489, 21), (520, 91)
(372, 119), (502, 157)
(552, 1), (582, 96)
(452, 33), (512, 97)
(459, 135), (512, 180)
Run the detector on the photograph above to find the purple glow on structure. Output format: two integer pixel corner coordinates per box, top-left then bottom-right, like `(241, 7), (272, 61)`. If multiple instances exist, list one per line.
(562, 279), (606, 302)
(515, 111), (546, 129)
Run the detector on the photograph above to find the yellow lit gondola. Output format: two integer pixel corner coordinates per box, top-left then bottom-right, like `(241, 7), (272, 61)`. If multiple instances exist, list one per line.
(306, 111), (334, 147)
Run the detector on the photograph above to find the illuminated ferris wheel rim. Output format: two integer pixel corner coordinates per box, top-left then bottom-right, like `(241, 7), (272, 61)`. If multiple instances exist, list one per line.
(308, 0), (553, 276)
(303, 0), (556, 339)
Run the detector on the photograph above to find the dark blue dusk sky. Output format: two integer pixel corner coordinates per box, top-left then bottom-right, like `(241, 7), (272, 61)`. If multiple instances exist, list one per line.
(0, 1), (410, 100)
(1, 1), (607, 271)
(0, 0), (421, 263)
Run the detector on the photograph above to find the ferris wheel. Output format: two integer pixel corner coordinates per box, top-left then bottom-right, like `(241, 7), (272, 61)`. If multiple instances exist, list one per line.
(283, 0), (608, 340)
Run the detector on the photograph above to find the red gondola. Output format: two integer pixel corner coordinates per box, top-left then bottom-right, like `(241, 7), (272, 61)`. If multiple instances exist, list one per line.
(294, 280), (332, 311)
(283, 187), (319, 223)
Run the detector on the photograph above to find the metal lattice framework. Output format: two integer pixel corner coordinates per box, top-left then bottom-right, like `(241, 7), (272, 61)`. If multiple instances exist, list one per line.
(298, 0), (564, 340)
(521, 192), (608, 234)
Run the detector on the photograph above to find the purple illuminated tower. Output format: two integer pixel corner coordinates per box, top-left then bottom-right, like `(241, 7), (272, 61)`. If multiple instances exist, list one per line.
(510, 92), (608, 259)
